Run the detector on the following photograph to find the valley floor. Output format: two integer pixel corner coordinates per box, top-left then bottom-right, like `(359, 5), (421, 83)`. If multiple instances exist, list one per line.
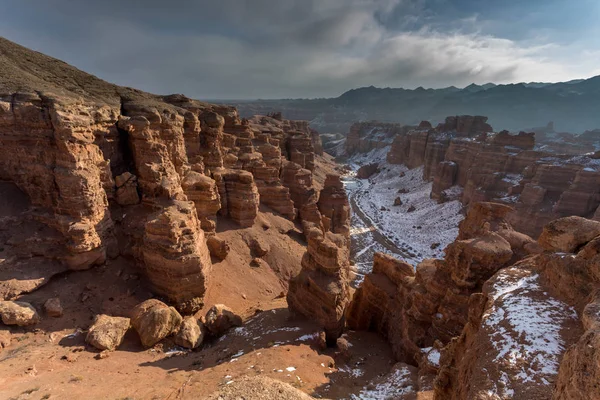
(343, 147), (464, 279)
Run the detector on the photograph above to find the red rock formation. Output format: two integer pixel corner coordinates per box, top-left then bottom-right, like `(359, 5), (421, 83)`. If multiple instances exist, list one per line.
(317, 174), (350, 236)
(143, 201), (212, 313)
(287, 228), (351, 344)
(435, 216), (600, 400)
(0, 38), (329, 312)
(356, 163), (379, 179)
(213, 169), (260, 228)
(346, 122), (411, 155)
(281, 161), (322, 228)
(436, 115), (493, 136)
(347, 202), (533, 364)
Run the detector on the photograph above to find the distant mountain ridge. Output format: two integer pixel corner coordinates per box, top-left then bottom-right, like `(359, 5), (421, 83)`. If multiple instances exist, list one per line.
(226, 75), (600, 134)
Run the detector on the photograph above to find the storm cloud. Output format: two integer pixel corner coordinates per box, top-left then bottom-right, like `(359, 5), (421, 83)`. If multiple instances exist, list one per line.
(1, 0), (599, 99)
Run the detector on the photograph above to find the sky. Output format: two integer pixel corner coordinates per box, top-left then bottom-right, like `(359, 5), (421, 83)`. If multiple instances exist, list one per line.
(1, 0), (600, 99)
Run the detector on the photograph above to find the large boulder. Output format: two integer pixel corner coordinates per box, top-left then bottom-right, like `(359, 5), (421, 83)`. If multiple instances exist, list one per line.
(538, 216), (600, 253)
(206, 235), (230, 261)
(131, 299), (183, 348)
(204, 304), (242, 336)
(86, 314), (130, 351)
(174, 316), (206, 349)
(0, 301), (39, 326)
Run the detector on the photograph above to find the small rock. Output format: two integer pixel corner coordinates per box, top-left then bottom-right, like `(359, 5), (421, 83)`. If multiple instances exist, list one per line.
(407, 205), (416, 213)
(241, 294), (247, 300)
(315, 331), (327, 351)
(44, 298), (63, 318)
(207, 236), (230, 261)
(61, 353), (78, 363)
(393, 197), (403, 206)
(0, 301), (40, 326)
(131, 299), (183, 348)
(95, 350), (110, 360)
(399, 172), (406, 177)
(336, 337), (352, 360)
(397, 188), (409, 194)
(246, 236), (270, 257)
(174, 316), (206, 349)
(430, 243), (441, 250)
(86, 314), (130, 351)
(250, 258), (263, 268)
(204, 304), (242, 336)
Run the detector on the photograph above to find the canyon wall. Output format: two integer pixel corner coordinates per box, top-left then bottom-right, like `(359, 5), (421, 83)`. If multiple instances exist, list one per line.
(347, 204), (600, 399)
(0, 38), (334, 313)
(348, 115), (600, 238)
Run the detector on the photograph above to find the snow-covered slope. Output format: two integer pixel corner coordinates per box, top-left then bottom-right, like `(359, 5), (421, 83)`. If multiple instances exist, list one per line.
(344, 147), (464, 278)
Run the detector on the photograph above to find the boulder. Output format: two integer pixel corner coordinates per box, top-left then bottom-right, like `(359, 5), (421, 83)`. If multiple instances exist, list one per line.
(207, 235), (230, 261)
(538, 216), (600, 253)
(131, 299), (183, 348)
(204, 304), (242, 336)
(86, 314), (130, 351)
(244, 235), (270, 257)
(356, 163), (379, 179)
(43, 297), (63, 317)
(174, 316), (206, 349)
(0, 301), (39, 326)
(114, 172), (140, 206)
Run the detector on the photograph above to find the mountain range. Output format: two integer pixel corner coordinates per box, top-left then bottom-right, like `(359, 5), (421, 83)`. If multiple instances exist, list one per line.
(226, 76), (600, 134)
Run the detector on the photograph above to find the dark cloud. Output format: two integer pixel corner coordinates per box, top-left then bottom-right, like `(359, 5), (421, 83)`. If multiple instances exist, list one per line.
(0, 0), (597, 99)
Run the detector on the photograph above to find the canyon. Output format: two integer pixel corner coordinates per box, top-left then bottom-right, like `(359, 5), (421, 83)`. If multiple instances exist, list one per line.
(1, 36), (600, 400)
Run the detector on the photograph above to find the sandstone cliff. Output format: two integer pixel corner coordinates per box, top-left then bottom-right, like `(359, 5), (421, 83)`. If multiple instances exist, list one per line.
(0, 38), (327, 312)
(345, 116), (600, 238)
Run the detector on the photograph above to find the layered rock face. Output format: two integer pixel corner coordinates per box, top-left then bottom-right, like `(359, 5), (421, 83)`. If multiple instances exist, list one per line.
(356, 115), (600, 238)
(348, 208), (600, 399)
(143, 201), (212, 312)
(346, 122), (413, 156)
(0, 38), (327, 311)
(346, 202), (534, 364)
(287, 228), (352, 344)
(435, 217), (600, 399)
(317, 174), (351, 237)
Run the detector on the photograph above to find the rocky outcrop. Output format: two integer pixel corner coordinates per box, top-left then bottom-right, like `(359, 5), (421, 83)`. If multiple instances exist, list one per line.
(365, 115), (600, 238)
(435, 216), (600, 400)
(213, 169), (260, 228)
(181, 171), (221, 233)
(143, 201), (212, 313)
(287, 228), (351, 344)
(317, 174), (351, 236)
(0, 37), (329, 314)
(346, 122), (412, 155)
(347, 202), (532, 364)
(281, 161), (322, 228)
(356, 163), (379, 179)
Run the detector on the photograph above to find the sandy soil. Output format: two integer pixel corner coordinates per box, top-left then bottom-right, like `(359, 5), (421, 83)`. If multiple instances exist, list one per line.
(0, 180), (396, 400)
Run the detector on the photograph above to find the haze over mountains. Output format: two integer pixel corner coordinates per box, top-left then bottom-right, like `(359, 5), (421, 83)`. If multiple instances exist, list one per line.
(228, 76), (600, 134)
